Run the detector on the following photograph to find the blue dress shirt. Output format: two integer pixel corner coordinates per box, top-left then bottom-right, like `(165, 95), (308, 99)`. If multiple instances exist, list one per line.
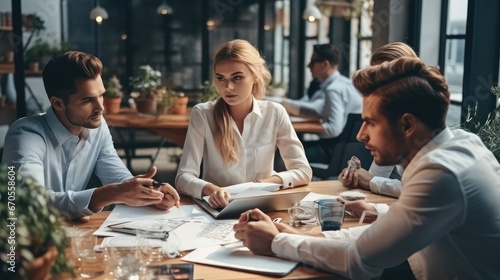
(2, 108), (132, 218)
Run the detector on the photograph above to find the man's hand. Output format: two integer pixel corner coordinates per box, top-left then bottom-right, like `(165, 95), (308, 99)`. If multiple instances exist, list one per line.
(233, 209), (279, 256)
(154, 182), (181, 210)
(337, 197), (376, 218)
(339, 157), (373, 190)
(117, 178), (164, 206)
(90, 167), (164, 211)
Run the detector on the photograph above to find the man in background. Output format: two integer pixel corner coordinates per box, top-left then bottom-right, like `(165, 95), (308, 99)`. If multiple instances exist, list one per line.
(277, 44), (362, 163)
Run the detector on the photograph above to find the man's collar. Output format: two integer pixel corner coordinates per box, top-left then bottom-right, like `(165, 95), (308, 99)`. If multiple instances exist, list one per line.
(46, 108), (88, 146)
(404, 127), (453, 172)
(319, 71), (340, 90)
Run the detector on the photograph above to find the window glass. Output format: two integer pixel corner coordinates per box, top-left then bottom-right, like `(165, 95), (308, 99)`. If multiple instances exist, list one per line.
(446, 0), (468, 35)
(444, 39), (465, 95)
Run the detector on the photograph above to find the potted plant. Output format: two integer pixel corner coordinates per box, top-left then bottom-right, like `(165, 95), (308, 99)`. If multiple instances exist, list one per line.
(25, 39), (75, 73)
(23, 14), (46, 72)
(130, 65), (162, 114)
(157, 87), (189, 115)
(0, 164), (73, 279)
(200, 80), (219, 103)
(267, 81), (287, 97)
(461, 86), (500, 163)
(103, 75), (124, 114)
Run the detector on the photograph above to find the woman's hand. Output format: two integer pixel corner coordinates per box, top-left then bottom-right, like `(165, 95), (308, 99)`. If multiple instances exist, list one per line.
(202, 183), (232, 208)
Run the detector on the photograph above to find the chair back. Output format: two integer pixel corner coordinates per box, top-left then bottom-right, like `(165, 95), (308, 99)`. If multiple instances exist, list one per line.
(311, 113), (373, 179)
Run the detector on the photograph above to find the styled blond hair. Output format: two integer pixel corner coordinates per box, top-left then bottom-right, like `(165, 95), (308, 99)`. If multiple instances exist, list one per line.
(212, 39), (271, 165)
(370, 42), (418, 66)
(353, 57), (450, 131)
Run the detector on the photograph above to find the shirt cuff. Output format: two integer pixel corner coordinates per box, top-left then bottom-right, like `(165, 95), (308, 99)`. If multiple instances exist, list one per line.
(368, 203), (389, 216)
(275, 173), (294, 189)
(281, 99), (301, 116)
(272, 233), (309, 260)
(322, 224), (371, 240)
(369, 176), (387, 194)
(73, 188), (102, 217)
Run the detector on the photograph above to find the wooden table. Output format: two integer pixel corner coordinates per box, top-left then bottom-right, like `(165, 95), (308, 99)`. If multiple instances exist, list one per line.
(69, 180), (396, 280)
(104, 108), (324, 147)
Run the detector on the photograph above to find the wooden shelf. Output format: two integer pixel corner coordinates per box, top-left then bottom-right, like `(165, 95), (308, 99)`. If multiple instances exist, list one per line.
(0, 63), (14, 74)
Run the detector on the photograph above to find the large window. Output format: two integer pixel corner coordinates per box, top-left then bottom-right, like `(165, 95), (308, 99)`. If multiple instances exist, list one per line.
(439, 0), (468, 101)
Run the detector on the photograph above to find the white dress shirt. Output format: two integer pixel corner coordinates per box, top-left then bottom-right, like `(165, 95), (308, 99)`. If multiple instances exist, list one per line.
(2, 108), (132, 218)
(368, 163), (402, 198)
(271, 128), (500, 279)
(175, 98), (312, 199)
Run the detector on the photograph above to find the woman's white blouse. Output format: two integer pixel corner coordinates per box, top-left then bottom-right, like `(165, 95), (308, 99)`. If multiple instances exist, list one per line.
(175, 98), (312, 199)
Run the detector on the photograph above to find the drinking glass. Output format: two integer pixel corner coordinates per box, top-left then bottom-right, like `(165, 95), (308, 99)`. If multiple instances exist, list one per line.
(315, 199), (345, 231)
(288, 201), (316, 227)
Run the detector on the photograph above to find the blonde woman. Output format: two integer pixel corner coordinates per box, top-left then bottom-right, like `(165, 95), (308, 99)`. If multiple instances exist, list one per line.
(175, 39), (312, 208)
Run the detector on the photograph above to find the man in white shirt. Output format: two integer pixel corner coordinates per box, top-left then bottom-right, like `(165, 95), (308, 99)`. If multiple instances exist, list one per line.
(339, 157), (402, 198)
(233, 57), (500, 279)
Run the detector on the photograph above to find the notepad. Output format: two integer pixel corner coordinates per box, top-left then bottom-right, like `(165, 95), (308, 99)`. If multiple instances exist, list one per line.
(181, 243), (298, 276)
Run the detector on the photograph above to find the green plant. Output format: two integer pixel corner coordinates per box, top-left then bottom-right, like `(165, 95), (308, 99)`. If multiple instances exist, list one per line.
(25, 40), (51, 63)
(269, 81), (286, 89)
(461, 86), (500, 162)
(200, 80), (219, 103)
(157, 87), (186, 114)
(0, 164), (72, 278)
(23, 13), (46, 53)
(104, 75), (124, 99)
(130, 65), (162, 98)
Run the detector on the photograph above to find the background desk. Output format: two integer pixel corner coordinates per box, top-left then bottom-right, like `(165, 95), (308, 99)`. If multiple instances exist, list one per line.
(72, 180), (396, 280)
(104, 109), (324, 148)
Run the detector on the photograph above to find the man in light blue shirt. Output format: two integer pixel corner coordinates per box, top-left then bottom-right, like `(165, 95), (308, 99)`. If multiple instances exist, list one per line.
(289, 44), (362, 163)
(2, 51), (180, 219)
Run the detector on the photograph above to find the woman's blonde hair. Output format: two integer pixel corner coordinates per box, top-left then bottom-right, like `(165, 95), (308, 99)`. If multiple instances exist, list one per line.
(353, 57), (450, 131)
(212, 39), (271, 165)
(370, 42), (418, 66)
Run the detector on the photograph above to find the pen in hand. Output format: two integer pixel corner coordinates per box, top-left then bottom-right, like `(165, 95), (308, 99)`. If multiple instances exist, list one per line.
(343, 156), (358, 179)
(247, 212), (258, 222)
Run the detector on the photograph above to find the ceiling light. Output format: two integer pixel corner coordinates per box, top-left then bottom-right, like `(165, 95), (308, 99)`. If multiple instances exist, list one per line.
(157, 0), (173, 15)
(303, 3), (322, 22)
(90, 0), (108, 24)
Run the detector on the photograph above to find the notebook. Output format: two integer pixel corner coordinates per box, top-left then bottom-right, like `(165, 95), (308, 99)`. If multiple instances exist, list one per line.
(107, 219), (184, 235)
(193, 188), (310, 219)
(182, 243), (298, 276)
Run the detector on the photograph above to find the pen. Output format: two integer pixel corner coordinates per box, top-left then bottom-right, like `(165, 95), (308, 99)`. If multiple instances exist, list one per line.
(152, 181), (163, 188)
(343, 156), (357, 179)
(273, 217), (282, 223)
(247, 212), (258, 222)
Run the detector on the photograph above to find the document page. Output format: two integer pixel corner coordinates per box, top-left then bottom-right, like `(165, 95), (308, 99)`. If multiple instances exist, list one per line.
(182, 243), (298, 276)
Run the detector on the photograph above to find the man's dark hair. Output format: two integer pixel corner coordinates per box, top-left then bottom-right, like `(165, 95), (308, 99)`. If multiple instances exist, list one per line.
(43, 51), (103, 104)
(353, 57), (450, 131)
(313, 44), (341, 66)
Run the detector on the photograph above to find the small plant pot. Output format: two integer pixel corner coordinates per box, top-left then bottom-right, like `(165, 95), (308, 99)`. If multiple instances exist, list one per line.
(135, 96), (157, 114)
(170, 96), (189, 115)
(28, 62), (40, 73)
(24, 246), (58, 280)
(103, 97), (122, 114)
(2, 51), (14, 63)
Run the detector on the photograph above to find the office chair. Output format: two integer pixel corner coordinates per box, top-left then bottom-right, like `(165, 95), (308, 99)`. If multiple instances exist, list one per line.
(310, 113), (373, 180)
